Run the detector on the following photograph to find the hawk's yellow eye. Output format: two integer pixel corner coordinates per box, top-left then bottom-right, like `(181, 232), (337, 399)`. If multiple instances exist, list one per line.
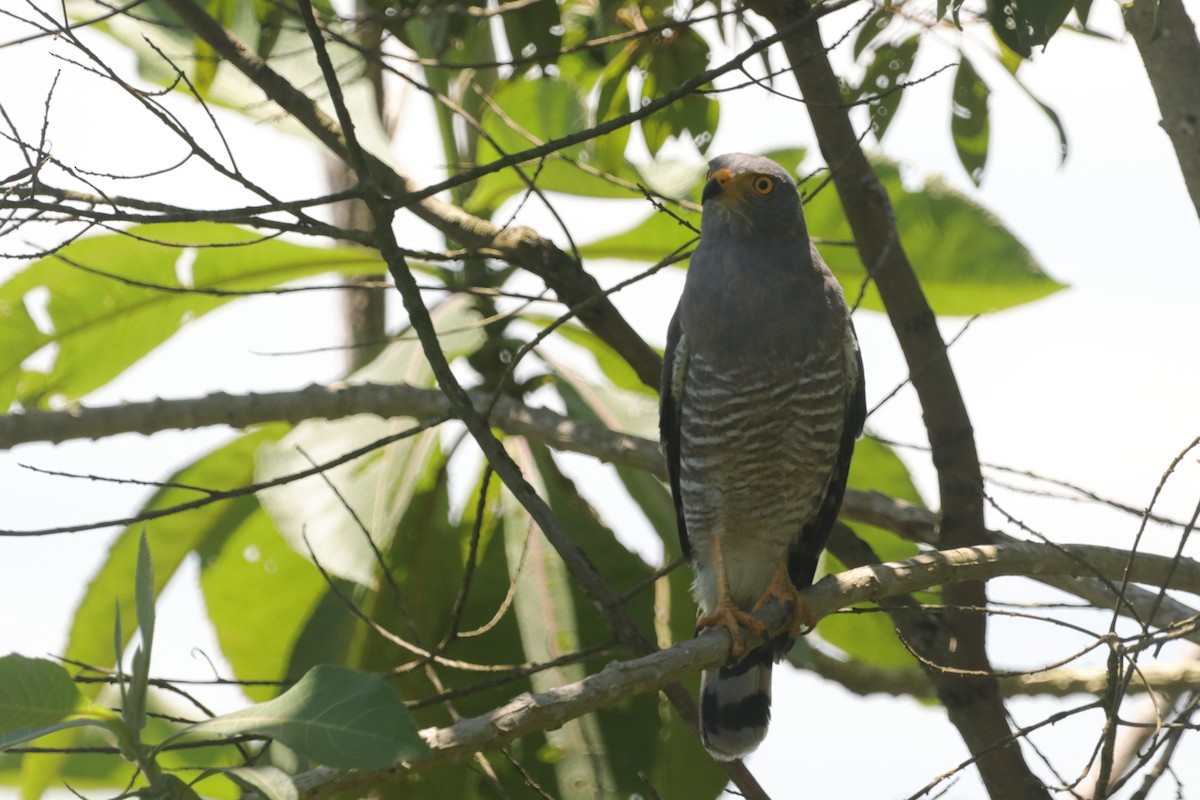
(751, 175), (774, 195)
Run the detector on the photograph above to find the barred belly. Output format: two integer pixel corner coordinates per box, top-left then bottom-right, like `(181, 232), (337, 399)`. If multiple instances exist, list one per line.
(679, 351), (846, 613)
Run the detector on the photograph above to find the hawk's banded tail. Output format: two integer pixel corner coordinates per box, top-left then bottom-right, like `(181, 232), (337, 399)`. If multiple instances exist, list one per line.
(700, 643), (774, 760)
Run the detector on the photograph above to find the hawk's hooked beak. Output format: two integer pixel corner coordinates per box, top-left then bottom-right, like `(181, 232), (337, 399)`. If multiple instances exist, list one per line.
(701, 168), (741, 204)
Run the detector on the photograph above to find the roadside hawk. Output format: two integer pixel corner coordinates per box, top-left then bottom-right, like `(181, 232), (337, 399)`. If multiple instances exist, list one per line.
(660, 152), (866, 760)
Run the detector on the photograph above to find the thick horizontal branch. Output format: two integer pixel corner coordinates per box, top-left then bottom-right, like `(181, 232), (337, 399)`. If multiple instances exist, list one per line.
(286, 542), (1200, 798)
(801, 647), (1200, 700)
(0, 381), (653, 465)
(7, 384), (1199, 647)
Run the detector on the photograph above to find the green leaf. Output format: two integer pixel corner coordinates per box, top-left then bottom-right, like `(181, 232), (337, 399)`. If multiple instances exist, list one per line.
(578, 207), (700, 263)
(524, 316), (655, 397)
(501, 441), (617, 797)
(988, 0), (1075, 57)
(198, 505), (328, 702)
(0, 223), (386, 408)
(176, 666), (426, 769)
(1002, 64), (1069, 166)
(13, 429), (287, 797)
(467, 77), (633, 214)
(223, 765), (298, 800)
(502, 0), (561, 67)
(64, 427), (288, 685)
(853, 8), (895, 59)
(547, 376), (726, 798)
(123, 532), (157, 732)
(0, 718), (110, 751)
(951, 54), (990, 186)
(193, 0), (234, 96)
(255, 296), (484, 586)
(817, 437), (926, 668)
(802, 160), (1066, 315)
(0, 656), (83, 734)
(637, 27), (719, 156)
(592, 44), (637, 173)
(254, 0), (287, 59)
(853, 35), (921, 141)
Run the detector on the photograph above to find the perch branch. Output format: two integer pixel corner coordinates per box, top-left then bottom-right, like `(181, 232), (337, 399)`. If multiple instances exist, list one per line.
(6, 385), (1199, 650)
(282, 542), (1200, 798)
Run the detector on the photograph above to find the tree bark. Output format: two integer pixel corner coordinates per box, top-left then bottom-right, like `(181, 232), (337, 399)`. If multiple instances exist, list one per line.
(1125, 0), (1200, 224)
(744, 2), (1046, 797)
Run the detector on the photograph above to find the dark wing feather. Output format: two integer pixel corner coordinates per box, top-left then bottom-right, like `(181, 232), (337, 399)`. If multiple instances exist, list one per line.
(659, 306), (691, 562)
(787, 319), (867, 591)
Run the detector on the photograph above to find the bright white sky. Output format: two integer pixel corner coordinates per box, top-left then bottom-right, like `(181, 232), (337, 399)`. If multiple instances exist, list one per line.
(2, 1), (1200, 798)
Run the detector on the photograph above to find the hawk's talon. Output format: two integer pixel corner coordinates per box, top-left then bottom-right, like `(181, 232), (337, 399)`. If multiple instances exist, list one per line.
(698, 600), (765, 657)
(753, 560), (818, 641)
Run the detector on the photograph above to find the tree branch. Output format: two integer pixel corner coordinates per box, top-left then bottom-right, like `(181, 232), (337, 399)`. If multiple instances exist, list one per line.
(743, 2), (1046, 794)
(157, 0), (662, 388)
(280, 541), (1200, 798)
(798, 646), (1200, 701)
(8, 385), (1200, 653)
(1124, 0), (1200, 223)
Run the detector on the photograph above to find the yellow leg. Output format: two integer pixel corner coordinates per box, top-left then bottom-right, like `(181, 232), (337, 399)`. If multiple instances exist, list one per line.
(753, 558), (817, 640)
(696, 533), (764, 656)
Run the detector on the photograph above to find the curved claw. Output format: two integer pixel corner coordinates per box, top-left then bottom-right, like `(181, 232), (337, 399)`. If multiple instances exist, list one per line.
(698, 602), (765, 657)
(753, 560), (818, 640)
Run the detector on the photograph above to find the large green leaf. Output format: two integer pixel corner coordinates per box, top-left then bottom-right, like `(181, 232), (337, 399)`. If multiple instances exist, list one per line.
(62, 426), (287, 683)
(582, 157), (1064, 316)
(524, 316), (657, 398)
(0, 223), (384, 408)
(176, 665), (426, 769)
(817, 436), (926, 669)
(637, 26), (719, 157)
(255, 297), (485, 587)
(467, 77), (637, 214)
(549, 373), (725, 799)
(197, 504), (329, 702)
(806, 160), (1064, 314)
(502, 441), (618, 799)
(577, 207), (700, 264)
(17, 428), (286, 799)
(951, 54), (990, 185)
(0, 656), (83, 735)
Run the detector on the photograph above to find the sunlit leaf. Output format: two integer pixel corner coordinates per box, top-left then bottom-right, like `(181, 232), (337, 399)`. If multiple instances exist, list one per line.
(951, 54), (990, 186)
(637, 27), (718, 156)
(198, 503), (328, 702)
(525, 316), (656, 397)
(177, 666), (426, 769)
(501, 440), (617, 796)
(0, 656), (82, 735)
(256, 297), (484, 586)
(803, 160), (1065, 315)
(818, 437), (926, 668)
(0, 223), (386, 409)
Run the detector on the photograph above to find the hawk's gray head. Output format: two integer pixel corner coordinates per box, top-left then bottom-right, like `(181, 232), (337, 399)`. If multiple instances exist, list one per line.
(699, 153), (806, 241)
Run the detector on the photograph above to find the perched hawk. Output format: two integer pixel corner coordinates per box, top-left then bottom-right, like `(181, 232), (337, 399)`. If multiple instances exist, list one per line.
(660, 153), (866, 760)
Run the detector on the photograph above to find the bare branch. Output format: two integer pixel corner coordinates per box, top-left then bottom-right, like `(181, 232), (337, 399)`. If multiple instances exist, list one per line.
(278, 541), (1200, 798)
